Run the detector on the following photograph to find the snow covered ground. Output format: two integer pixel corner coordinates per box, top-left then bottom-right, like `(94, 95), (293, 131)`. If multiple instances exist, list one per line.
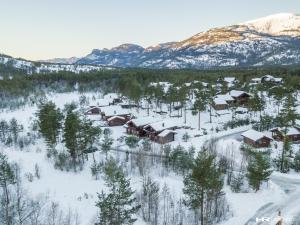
(1, 91), (300, 225)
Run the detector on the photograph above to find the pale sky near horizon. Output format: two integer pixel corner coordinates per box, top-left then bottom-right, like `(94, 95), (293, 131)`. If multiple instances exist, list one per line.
(0, 0), (299, 60)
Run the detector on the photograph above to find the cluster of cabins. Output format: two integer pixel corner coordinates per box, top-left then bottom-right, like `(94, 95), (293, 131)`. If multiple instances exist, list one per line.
(125, 117), (177, 144)
(85, 94), (178, 144)
(213, 90), (251, 111)
(241, 126), (300, 148)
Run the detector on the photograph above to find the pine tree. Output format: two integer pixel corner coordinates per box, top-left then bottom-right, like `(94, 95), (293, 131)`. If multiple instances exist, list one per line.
(37, 102), (63, 149)
(246, 152), (272, 191)
(63, 109), (81, 170)
(278, 93), (299, 127)
(183, 150), (223, 225)
(276, 94), (299, 173)
(96, 159), (140, 225)
(101, 133), (113, 159)
(248, 92), (265, 124)
(193, 90), (207, 131)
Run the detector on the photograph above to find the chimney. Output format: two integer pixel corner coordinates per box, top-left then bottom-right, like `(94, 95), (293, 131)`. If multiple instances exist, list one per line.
(114, 110), (116, 114)
(162, 123), (165, 127)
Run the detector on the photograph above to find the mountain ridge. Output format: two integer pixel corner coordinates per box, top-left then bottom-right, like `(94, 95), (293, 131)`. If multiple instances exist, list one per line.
(2, 13), (300, 70)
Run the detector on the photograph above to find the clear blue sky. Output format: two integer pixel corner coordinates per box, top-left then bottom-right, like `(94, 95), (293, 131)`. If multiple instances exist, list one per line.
(0, 0), (299, 60)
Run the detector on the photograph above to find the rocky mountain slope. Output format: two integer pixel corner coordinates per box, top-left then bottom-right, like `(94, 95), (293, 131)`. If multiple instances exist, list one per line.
(76, 13), (300, 69)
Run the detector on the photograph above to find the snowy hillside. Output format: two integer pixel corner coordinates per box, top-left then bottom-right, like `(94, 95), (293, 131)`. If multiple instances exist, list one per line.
(0, 54), (111, 74)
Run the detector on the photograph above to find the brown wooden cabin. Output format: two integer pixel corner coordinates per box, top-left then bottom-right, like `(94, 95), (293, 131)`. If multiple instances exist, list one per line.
(101, 111), (132, 121)
(143, 121), (178, 143)
(241, 129), (272, 148)
(85, 106), (101, 115)
(107, 116), (127, 126)
(213, 98), (229, 110)
(155, 130), (176, 144)
(229, 91), (251, 105)
(126, 122), (147, 137)
(270, 127), (300, 142)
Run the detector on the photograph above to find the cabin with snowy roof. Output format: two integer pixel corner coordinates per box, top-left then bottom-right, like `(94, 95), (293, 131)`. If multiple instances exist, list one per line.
(228, 90), (251, 104)
(156, 130), (176, 144)
(125, 117), (160, 137)
(143, 120), (178, 142)
(270, 127), (300, 142)
(213, 94), (235, 110)
(85, 106), (102, 115)
(107, 116), (127, 126)
(100, 106), (132, 122)
(241, 129), (272, 148)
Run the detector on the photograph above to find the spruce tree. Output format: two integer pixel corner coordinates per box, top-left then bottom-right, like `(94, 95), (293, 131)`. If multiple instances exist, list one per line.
(246, 152), (272, 191)
(96, 159), (140, 225)
(183, 150), (223, 225)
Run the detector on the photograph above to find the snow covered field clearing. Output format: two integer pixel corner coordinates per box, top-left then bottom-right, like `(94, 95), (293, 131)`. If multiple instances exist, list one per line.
(1, 91), (300, 225)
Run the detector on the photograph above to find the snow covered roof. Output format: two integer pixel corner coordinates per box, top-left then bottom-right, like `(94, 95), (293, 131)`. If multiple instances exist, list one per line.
(271, 127), (300, 135)
(158, 129), (176, 137)
(261, 75), (282, 82)
(101, 105), (131, 117)
(224, 77), (236, 83)
(242, 129), (272, 141)
(229, 90), (250, 98)
(107, 116), (125, 122)
(127, 117), (160, 127)
(145, 119), (177, 132)
(97, 99), (112, 106)
(85, 106), (102, 113)
(213, 98), (228, 105)
(216, 94), (234, 102)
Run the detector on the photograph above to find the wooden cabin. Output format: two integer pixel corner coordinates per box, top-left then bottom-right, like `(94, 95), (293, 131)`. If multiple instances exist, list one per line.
(107, 116), (127, 126)
(270, 127), (300, 142)
(125, 117), (159, 137)
(155, 130), (176, 144)
(229, 90), (251, 105)
(100, 106), (132, 121)
(213, 98), (229, 110)
(241, 129), (272, 148)
(143, 120), (178, 142)
(85, 106), (101, 115)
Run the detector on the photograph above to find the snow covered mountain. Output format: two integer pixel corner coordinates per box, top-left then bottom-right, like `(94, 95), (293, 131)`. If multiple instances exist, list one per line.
(0, 54), (111, 74)
(77, 13), (300, 69)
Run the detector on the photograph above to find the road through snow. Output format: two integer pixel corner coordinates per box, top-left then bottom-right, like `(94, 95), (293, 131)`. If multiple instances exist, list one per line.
(244, 173), (300, 225)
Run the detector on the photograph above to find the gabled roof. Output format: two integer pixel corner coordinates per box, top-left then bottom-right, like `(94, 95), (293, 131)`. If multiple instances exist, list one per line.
(213, 98), (228, 105)
(144, 119), (177, 132)
(126, 117), (160, 127)
(85, 106), (101, 113)
(101, 105), (131, 117)
(215, 94), (234, 102)
(158, 129), (176, 137)
(242, 129), (272, 141)
(107, 116), (125, 122)
(229, 90), (251, 98)
(271, 127), (300, 136)
(224, 77), (237, 83)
